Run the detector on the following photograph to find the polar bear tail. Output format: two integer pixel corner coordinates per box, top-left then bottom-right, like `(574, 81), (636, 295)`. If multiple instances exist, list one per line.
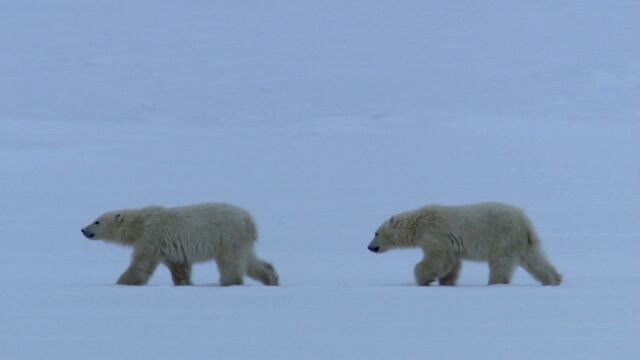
(520, 229), (562, 286)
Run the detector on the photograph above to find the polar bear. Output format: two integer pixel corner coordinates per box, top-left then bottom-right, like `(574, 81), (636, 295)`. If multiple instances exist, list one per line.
(367, 202), (562, 286)
(81, 203), (279, 286)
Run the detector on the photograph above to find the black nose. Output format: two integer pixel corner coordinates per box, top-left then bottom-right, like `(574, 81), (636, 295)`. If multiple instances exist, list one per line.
(368, 245), (380, 253)
(81, 228), (94, 238)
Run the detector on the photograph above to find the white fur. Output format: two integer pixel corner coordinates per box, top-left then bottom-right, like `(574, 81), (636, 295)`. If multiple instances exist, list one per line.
(82, 203), (279, 286)
(368, 202), (562, 286)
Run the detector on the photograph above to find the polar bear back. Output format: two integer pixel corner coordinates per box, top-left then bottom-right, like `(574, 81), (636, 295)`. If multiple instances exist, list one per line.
(412, 202), (534, 260)
(138, 203), (257, 263)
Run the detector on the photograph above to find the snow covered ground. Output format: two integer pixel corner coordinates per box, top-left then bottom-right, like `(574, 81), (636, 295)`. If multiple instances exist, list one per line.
(1, 1), (639, 359)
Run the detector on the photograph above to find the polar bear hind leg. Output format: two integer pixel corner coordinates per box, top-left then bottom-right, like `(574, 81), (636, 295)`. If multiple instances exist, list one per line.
(247, 254), (279, 286)
(488, 255), (519, 285)
(215, 257), (245, 286)
(519, 246), (562, 285)
(165, 261), (193, 286)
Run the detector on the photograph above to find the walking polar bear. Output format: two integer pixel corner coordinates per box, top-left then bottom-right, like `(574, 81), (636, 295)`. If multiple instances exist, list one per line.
(81, 203), (279, 286)
(368, 202), (562, 286)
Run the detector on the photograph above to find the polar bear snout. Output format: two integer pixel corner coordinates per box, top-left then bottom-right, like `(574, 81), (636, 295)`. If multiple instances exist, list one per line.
(81, 228), (95, 239)
(368, 235), (384, 253)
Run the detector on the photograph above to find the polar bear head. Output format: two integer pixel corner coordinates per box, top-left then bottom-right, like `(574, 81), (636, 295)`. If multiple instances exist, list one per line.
(81, 211), (127, 244)
(368, 210), (423, 253)
(368, 216), (400, 253)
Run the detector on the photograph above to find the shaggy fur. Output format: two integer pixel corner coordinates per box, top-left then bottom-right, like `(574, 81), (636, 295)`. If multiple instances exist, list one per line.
(81, 203), (279, 286)
(368, 202), (562, 286)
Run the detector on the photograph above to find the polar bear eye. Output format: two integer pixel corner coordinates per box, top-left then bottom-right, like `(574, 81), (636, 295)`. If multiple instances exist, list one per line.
(375, 232), (379, 236)
(94, 221), (100, 225)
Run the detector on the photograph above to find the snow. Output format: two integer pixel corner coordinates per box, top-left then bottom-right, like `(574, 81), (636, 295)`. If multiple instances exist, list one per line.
(1, 1), (639, 359)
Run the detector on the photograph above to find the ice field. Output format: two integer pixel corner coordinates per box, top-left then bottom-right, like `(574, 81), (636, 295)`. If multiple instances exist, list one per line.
(1, 1), (639, 359)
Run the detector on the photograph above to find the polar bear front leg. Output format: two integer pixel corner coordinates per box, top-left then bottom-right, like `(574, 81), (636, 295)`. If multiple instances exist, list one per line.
(414, 260), (436, 286)
(117, 253), (159, 285)
(413, 256), (446, 286)
(413, 246), (460, 286)
(438, 258), (461, 286)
